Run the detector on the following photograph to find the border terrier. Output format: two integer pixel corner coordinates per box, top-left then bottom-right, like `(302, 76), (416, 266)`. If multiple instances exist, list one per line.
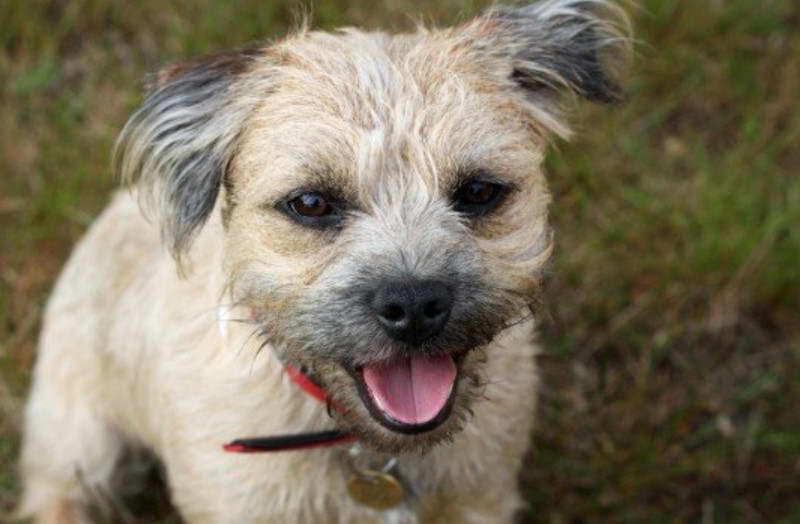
(18, 1), (630, 522)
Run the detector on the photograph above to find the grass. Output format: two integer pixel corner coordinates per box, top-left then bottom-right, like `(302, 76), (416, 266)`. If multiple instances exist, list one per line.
(1, 0), (799, 522)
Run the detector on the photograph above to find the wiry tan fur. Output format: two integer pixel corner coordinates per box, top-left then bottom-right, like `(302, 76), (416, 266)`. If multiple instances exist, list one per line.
(18, 2), (631, 522)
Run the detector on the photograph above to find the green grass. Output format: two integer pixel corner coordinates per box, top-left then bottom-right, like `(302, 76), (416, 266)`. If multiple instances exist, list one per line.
(2, 0), (799, 522)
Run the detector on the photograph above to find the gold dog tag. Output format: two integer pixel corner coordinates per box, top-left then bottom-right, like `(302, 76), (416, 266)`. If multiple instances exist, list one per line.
(347, 469), (405, 510)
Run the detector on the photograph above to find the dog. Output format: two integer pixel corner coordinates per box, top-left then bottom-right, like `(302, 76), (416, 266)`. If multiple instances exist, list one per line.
(17, 1), (630, 522)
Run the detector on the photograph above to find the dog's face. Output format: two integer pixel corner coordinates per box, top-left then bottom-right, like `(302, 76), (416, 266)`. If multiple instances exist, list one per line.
(226, 31), (553, 448)
(116, 1), (629, 453)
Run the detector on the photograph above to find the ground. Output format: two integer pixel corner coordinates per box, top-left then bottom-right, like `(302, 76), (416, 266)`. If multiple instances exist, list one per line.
(1, 0), (799, 522)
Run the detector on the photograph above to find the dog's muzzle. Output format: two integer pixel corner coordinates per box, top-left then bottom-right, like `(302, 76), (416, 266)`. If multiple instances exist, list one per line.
(353, 277), (461, 433)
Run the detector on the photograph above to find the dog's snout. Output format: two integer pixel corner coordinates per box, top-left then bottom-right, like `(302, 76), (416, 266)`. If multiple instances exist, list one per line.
(371, 279), (453, 345)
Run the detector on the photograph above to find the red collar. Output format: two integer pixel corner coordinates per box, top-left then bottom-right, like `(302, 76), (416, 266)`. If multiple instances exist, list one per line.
(223, 363), (357, 453)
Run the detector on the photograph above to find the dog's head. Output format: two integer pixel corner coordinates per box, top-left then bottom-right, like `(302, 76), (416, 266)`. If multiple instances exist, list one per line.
(116, 1), (630, 453)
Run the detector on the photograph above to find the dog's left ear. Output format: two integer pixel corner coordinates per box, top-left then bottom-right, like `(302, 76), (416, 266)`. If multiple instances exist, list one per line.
(115, 49), (262, 262)
(464, 0), (632, 136)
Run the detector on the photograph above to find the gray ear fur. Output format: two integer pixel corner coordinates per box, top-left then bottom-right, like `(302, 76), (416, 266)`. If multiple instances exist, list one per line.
(486, 0), (631, 105)
(115, 50), (260, 261)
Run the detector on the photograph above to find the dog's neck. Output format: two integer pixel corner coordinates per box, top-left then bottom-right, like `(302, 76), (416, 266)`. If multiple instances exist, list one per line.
(222, 361), (358, 453)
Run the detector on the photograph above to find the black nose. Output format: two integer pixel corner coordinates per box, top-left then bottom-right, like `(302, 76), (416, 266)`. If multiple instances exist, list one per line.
(371, 279), (453, 345)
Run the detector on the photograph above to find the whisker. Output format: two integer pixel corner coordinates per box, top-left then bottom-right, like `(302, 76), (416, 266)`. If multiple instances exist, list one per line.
(501, 311), (535, 332)
(249, 328), (273, 375)
(225, 317), (259, 325)
(237, 325), (264, 359)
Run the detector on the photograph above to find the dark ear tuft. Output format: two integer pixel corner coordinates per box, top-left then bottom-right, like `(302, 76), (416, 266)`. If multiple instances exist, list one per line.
(144, 50), (260, 93)
(115, 48), (262, 264)
(486, 0), (631, 106)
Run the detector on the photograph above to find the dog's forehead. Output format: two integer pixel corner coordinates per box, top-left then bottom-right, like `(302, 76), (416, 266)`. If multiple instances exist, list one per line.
(235, 28), (544, 200)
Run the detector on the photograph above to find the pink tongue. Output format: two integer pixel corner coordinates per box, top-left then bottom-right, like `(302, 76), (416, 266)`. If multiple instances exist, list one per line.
(362, 355), (456, 425)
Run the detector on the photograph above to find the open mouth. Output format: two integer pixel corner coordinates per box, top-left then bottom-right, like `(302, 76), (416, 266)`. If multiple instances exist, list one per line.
(353, 354), (460, 434)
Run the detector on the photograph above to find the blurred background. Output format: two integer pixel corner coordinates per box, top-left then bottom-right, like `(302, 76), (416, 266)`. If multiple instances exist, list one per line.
(1, 0), (798, 522)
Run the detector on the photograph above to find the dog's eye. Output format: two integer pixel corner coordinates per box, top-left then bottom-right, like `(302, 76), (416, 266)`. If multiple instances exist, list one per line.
(460, 181), (498, 205)
(280, 191), (343, 229)
(289, 193), (332, 217)
(452, 179), (508, 217)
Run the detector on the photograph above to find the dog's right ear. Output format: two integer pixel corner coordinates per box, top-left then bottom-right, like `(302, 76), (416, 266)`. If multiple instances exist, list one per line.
(115, 49), (262, 262)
